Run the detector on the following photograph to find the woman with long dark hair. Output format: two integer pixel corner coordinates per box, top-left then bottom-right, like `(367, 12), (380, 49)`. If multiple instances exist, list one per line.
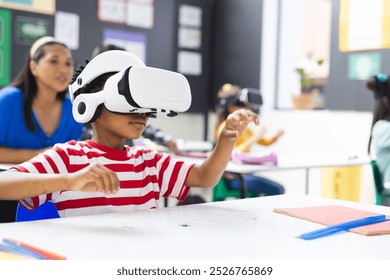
(0, 36), (83, 163)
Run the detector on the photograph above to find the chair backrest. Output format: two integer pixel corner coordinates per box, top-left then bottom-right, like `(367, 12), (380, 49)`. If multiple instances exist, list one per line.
(370, 160), (384, 205)
(213, 177), (240, 202)
(212, 175), (256, 202)
(15, 202), (60, 222)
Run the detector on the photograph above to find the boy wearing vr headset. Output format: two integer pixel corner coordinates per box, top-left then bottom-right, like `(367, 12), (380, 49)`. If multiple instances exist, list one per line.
(0, 51), (259, 217)
(82, 43), (180, 153)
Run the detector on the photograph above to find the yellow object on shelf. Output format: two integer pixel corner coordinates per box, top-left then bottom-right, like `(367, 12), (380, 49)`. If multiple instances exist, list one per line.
(320, 166), (362, 202)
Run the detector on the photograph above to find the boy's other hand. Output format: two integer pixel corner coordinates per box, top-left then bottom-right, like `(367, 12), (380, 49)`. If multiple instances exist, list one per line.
(66, 163), (119, 195)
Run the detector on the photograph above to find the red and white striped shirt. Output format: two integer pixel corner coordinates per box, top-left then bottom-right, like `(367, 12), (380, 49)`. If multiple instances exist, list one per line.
(14, 140), (194, 217)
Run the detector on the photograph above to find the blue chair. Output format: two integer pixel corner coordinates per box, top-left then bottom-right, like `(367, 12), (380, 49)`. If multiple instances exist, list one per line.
(15, 202), (59, 222)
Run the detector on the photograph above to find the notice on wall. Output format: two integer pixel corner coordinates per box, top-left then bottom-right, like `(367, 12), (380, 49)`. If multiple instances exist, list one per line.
(97, 0), (126, 24)
(179, 4), (202, 27)
(348, 52), (381, 80)
(339, 0), (390, 51)
(127, 0), (154, 29)
(55, 11), (79, 50)
(103, 28), (147, 63)
(98, 0), (154, 29)
(178, 27), (201, 49)
(15, 16), (50, 45)
(177, 51), (202, 76)
(0, 0), (55, 15)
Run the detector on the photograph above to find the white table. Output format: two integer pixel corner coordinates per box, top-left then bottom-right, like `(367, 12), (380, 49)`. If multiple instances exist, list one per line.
(0, 195), (389, 260)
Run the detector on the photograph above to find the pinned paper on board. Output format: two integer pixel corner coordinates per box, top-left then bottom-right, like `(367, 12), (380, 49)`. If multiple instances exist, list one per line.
(177, 51), (202, 76)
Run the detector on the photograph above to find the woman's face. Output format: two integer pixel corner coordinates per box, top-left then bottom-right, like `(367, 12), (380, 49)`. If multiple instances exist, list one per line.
(30, 44), (74, 94)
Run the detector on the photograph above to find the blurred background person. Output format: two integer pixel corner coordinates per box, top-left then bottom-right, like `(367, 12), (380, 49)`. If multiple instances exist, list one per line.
(366, 73), (390, 205)
(0, 36), (83, 163)
(214, 83), (285, 197)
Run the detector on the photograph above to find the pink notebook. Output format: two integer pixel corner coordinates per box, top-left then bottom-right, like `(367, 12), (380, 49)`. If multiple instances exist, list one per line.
(274, 205), (390, 236)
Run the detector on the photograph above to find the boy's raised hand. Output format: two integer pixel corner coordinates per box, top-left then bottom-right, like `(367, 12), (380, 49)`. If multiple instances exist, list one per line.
(66, 163), (119, 195)
(220, 109), (260, 140)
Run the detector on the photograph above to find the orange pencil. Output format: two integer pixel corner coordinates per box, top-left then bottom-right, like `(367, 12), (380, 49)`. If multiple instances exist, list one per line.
(7, 238), (66, 260)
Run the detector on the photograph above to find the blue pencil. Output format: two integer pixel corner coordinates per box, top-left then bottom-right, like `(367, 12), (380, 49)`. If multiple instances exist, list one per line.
(298, 214), (388, 240)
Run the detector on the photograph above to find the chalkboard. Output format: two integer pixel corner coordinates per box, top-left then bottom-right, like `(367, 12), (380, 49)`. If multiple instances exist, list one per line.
(211, 0), (262, 108)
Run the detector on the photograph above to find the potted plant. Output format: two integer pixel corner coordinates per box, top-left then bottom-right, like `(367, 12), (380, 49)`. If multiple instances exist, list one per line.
(292, 58), (323, 109)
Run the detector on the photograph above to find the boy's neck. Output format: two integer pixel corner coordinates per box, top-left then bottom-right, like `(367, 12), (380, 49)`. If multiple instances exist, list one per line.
(90, 137), (126, 150)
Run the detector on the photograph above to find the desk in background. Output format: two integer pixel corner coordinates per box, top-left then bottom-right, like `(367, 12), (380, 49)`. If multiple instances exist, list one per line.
(135, 138), (213, 153)
(175, 139), (213, 152)
(254, 154), (370, 195)
(175, 153), (370, 196)
(0, 195), (389, 260)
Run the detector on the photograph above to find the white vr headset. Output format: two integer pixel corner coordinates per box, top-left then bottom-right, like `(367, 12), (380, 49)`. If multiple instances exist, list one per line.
(69, 50), (192, 123)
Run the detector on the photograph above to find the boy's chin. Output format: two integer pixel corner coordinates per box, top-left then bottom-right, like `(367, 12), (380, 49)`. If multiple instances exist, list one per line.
(126, 132), (144, 140)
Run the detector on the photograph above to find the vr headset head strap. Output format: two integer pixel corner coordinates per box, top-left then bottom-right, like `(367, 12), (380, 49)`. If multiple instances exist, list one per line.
(69, 50), (145, 102)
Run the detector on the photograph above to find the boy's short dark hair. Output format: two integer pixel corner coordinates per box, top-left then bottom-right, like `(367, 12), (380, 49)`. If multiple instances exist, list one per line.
(92, 43), (125, 59)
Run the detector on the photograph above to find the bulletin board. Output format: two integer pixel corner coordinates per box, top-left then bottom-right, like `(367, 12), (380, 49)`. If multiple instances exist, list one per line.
(2, 0), (211, 113)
